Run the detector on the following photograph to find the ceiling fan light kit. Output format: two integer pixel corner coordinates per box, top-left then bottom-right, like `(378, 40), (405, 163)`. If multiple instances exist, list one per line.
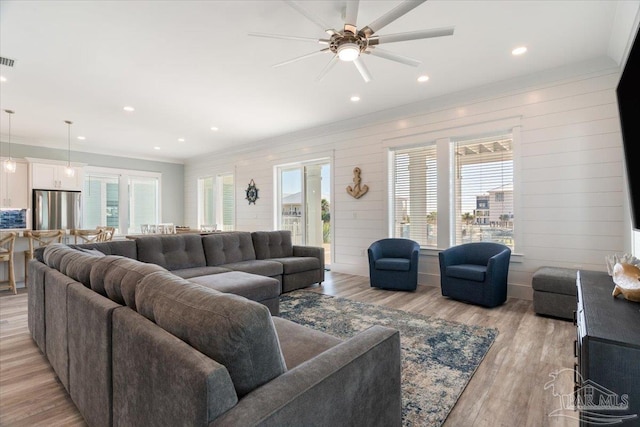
(337, 43), (360, 62)
(252, 0), (454, 82)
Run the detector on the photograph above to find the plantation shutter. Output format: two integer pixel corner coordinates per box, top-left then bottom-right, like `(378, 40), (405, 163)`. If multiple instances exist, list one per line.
(220, 174), (235, 231)
(391, 144), (438, 247)
(454, 135), (514, 248)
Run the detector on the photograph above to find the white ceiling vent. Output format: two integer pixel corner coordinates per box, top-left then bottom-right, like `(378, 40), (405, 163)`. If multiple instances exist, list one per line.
(0, 57), (15, 67)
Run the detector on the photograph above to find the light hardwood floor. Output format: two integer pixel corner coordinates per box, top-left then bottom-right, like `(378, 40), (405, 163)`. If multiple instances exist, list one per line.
(0, 272), (578, 426)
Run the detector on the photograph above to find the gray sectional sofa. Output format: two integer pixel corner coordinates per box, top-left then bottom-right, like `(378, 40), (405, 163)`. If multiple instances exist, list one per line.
(27, 230), (402, 426)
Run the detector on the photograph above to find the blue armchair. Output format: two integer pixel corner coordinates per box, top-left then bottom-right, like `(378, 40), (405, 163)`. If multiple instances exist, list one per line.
(368, 238), (420, 291)
(438, 242), (511, 307)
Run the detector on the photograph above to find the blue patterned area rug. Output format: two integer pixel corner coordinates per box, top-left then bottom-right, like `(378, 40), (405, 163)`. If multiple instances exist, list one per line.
(279, 290), (498, 426)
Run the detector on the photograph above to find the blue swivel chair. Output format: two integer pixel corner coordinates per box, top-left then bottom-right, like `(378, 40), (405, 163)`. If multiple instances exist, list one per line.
(439, 242), (511, 307)
(368, 238), (420, 291)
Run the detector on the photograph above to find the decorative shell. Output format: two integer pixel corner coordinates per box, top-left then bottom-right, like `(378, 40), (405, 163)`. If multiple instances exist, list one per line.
(611, 262), (640, 302)
(605, 253), (640, 276)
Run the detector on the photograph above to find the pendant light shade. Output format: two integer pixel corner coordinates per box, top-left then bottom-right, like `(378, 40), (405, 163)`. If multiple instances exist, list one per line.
(3, 110), (16, 173)
(64, 120), (75, 178)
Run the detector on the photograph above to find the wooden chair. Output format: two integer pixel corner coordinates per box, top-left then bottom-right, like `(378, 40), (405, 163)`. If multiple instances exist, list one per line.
(0, 232), (17, 294)
(96, 226), (115, 242)
(70, 228), (104, 244)
(24, 230), (65, 285)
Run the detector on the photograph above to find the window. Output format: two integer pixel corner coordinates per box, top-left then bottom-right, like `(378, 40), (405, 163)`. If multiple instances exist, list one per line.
(83, 168), (161, 235)
(198, 173), (234, 231)
(454, 136), (513, 248)
(84, 173), (119, 231)
(389, 132), (516, 251)
(129, 175), (160, 234)
(390, 144), (438, 247)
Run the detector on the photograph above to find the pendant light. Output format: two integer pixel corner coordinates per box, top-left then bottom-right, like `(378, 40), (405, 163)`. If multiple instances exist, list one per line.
(3, 110), (16, 173)
(64, 120), (75, 178)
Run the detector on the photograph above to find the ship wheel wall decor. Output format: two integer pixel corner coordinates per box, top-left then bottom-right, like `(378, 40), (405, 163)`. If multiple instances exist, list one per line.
(245, 179), (259, 204)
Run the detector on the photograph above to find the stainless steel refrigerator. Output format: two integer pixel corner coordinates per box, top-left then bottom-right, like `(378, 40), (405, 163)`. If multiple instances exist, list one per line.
(32, 189), (82, 230)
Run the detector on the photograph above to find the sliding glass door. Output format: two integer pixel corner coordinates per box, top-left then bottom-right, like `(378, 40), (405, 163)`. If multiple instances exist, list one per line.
(277, 160), (331, 266)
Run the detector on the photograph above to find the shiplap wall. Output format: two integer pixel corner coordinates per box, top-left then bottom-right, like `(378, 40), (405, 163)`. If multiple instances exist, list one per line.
(185, 60), (627, 300)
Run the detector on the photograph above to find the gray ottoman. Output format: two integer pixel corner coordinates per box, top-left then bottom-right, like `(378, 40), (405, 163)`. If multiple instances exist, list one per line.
(532, 267), (578, 320)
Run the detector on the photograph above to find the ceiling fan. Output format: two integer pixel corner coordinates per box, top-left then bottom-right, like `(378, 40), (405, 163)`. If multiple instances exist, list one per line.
(249, 0), (454, 82)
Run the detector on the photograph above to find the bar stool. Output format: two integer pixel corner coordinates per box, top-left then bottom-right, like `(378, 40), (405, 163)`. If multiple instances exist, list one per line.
(70, 228), (104, 244)
(0, 232), (17, 294)
(24, 230), (65, 285)
(96, 226), (115, 242)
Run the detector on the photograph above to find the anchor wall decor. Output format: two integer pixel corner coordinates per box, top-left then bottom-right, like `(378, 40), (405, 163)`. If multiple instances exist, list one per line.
(346, 167), (369, 199)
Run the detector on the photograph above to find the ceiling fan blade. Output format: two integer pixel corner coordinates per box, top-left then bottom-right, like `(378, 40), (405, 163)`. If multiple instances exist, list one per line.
(249, 32), (330, 45)
(345, 0), (360, 27)
(358, 0), (427, 38)
(272, 48), (330, 68)
(353, 57), (372, 83)
(366, 48), (421, 67)
(369, 27), (455, 46)
(316, 55), (339, 81)
(283, 0), (336, 35)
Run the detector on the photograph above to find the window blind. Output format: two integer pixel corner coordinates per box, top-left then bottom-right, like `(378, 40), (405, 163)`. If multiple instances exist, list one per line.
(220, 174), (235, 231)
(391, 144), (438, 247)
(454, 135), (514, 248)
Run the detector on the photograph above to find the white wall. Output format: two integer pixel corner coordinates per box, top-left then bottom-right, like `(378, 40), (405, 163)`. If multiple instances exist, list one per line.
(184, 57), (627, 300)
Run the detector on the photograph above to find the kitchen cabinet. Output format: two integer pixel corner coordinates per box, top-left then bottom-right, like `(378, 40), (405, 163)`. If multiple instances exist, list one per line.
(0, 160), (29, 208)
(30, 162), (84, 191)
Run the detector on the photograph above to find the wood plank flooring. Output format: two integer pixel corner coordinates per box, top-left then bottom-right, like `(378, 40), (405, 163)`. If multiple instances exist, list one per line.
(0, 272), (578, 426)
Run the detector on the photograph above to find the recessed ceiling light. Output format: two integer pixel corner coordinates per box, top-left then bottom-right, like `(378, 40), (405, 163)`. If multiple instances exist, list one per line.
(350, 96), (360, 102)
(123, 106), (135, 112)
(417, 75), (429, 83)
(77, 136), (86, 141)
(210, 126), (219, 131)
(512, 46), (527, 56)
(0, 76), (6, 83)
(153, 146), (161, 150)
(178, 138), (185, 142)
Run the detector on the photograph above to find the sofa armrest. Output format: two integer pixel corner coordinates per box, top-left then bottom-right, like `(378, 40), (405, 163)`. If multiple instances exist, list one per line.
(292, 245), (324, 263)
(293, 245), (324, 283)
(211, 325), (401, 427)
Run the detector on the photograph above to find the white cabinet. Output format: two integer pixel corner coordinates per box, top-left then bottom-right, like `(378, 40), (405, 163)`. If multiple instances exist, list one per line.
(0, 160), (29, 208)
(31, 162), (84, 191)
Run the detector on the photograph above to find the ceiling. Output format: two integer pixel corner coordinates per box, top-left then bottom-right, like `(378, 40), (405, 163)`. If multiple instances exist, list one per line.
(0, 0), (637, 164)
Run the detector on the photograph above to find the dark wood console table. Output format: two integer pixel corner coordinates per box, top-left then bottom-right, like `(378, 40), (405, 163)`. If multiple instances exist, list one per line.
(575, 270), (640, 426)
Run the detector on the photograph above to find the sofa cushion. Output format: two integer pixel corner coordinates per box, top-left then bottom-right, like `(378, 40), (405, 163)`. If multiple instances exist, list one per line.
(59, 249), (105, 287)
(90, 256), (166, 308)
(251, 231), (293, 259)
(202, 232), (256, 266)
(221, 260), (283, 277)
(189, 271), (281, 302)
(43, 243), (77, 270)
(272, 317), (342, 369)
(269, 256), (320, 275)
(446, 264), (487, 282)
(134, 234), (206, 271)
(172, 266), (232, 279)
(136, 271), (287, 397)
(374, 258), (410, 272)
(70, 240), (137, 259)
